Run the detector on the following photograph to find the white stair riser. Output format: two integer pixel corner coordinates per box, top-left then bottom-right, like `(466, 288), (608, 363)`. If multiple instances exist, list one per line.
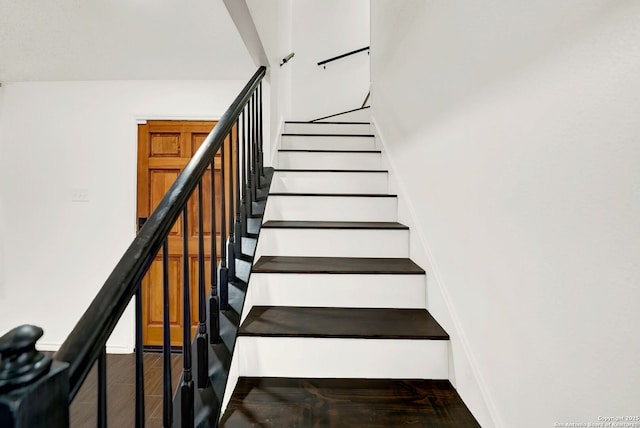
(281, 135), (376, 151)
(263, 196), (398, 222)
(255, 228), (409, 258)
(271, 171), (388, 194)
(277, 151), (382, 170)
(242, 274), (426, 322)
(236, 337), (449, 379)
(284, 123), (371, 134)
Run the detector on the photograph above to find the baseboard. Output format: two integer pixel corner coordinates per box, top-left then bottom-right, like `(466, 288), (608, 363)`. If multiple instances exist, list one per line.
(38, 342), (134, 355)
(371, 117), (501, 428)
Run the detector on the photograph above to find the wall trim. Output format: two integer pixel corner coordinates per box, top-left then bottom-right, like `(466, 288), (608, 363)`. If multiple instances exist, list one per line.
(133, 114), (223, 123)
(371, 117), (502, 428)
(38, 343), (134, 355)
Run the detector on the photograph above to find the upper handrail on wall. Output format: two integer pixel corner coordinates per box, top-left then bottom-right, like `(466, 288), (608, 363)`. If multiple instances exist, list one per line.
(280, 52), (295, 67)
(317, 46), (370, 69)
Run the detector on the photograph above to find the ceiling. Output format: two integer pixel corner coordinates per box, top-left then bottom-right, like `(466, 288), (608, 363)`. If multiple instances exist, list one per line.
(0, 0), (256, 82)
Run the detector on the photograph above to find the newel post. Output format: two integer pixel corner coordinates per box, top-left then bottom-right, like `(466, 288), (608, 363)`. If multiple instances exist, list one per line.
(0, 325), (69, 428)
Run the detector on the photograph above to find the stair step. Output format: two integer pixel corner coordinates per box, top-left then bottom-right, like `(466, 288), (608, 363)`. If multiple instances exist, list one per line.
(261, 220), (407, 229)
(270, 169), (388, 194)
(277, 150), (382, 170)
(239, 306), (448, 339)
(281, 134), (376, 150)
(255, 222), (409, 258)
(279, 149), (380, 153)
(220, 377), (481, 428)
(284, 121), (371, 135)
(244, 272), (426, 313)
(263, 193), (398, 222)
(233, 308), (449, 378)
(253, 256), (424, 274)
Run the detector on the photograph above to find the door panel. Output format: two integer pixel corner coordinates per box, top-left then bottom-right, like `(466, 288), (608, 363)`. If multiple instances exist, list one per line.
(137, 120), (235, 347)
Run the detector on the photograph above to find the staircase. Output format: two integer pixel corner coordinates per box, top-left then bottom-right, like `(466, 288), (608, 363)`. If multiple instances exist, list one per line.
(219, 121), (481, 427)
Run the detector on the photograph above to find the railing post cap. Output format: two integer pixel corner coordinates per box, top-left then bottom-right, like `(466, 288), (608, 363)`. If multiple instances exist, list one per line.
(0, 325), (52, 392)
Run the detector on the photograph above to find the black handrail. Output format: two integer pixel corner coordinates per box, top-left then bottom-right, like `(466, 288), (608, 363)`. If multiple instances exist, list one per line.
(310, 105), (370, 123)
(280, 52), (295, 66)
(318, 46), (369, 68)
(55, 65), (267, 400)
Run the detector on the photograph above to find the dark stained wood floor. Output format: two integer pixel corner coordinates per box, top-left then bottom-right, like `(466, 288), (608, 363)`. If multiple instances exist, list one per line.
(240, 306), (449, 340)
(220, 377), (481, 427)
(69, 353), (181, 428)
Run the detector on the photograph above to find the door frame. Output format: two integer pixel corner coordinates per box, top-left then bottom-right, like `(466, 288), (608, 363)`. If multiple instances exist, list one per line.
(129, 114), (222, 351)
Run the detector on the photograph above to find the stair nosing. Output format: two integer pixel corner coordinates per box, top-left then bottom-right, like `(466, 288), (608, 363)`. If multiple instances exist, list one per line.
(239, 306), (449, 340)
(261, 221), (408, 230)
(285, 121), (370, 125)
(279, 149), (381, 153)
(267, 192), (397, 197)
(274, 169), (387, 173)
(238, 332), (448, 340)
(252, 256), (426, 275)
(282, 133), (374, 137)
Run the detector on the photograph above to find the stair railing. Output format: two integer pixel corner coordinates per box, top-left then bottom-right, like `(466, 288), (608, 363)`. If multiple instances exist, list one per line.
(317, 46), (369, 69)
(0, 65), (267, 427)
(312, 46), (371, 122)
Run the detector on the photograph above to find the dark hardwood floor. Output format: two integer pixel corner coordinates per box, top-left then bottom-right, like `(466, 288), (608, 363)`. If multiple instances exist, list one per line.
(220, 377), (481, 427)
(69, 353), (181, 428)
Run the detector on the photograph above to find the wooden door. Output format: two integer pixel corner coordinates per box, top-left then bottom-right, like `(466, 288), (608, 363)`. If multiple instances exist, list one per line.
(137, 120), (235, 347)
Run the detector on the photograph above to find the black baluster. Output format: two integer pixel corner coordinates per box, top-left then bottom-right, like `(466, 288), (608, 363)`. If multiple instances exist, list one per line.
(234, 114), (243, 256)
(259, 82), (265, 177)
(220, 140), (229, 311)
(196, 182), (209, 388)
(245, 104), (253, 218)
(239, 110), (248, 239)
(97, 347), (107, 428)
(209, 158), (221, 345)
(254, 90), (261, 191)
(135, 282), (145, 427)
(250, 94), (258, 204)
(227, 127), (237, 282)
(162, 239), (173, 427)
(180, 207), (194, 427)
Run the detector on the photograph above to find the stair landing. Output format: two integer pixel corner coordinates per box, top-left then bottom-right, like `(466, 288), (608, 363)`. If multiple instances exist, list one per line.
(220, 377), (481, 427)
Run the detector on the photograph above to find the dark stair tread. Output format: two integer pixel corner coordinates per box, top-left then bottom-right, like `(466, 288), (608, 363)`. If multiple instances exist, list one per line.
(261, 220), (408, 230)
(236, 252), (253, 263)
(229, 278), (248, 292)
(239, 306), (448, 339)
(220, 377), (480, 428)
(285, 120), (371, 124)
(282, 133), (374, 137)
(268, 192), (396, 197)
(253, 256), (425, 274)
(274, 168), (387, 173)
(279, 149), (381, 153)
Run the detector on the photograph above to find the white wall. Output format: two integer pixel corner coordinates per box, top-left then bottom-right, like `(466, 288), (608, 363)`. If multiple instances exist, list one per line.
(290, 0), (369, 120)
(0, 80), (247, 352)
(246, 0), (293, 163)
(0, 85), (5, 300)
(371, 1), (640, 426)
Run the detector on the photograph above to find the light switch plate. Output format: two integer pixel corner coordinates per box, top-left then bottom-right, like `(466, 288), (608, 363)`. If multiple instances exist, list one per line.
(71, 187), (89, 202)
